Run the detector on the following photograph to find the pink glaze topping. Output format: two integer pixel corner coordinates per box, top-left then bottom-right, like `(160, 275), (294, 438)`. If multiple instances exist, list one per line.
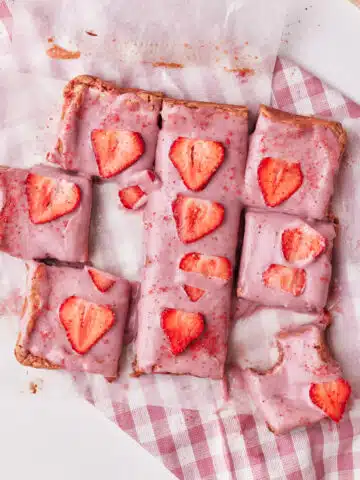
(136, 100), (248, 379)
(19, 262), (131, 378)
(243, 106), (345, 219)
(0, 165), (92, 262)
(244, 323), (342, 434)
(237, 210), (335, 312)
(48, 80), (161, 181)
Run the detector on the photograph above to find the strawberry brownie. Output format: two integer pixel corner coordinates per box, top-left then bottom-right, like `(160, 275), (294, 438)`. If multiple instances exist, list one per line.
(15, 262), (131, 380)
(0, 164), (92, 262)
(244, 321), (351, 434)
(237, 210), (335, 312)
(243, 105), (347, 219)
(136, 98), (248, 379)
(47, 75), (162, 208)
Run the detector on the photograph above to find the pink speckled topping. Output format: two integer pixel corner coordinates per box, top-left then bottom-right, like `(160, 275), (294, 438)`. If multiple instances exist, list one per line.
(243, 106), (345, 219)
(48, 78), (162, 180)
(19, 262), (131, 378)
(136, 100), (248, 379)
(244, 323), (342, 434)
(237, 210), (335, 312)
(0, 165), (92, 262)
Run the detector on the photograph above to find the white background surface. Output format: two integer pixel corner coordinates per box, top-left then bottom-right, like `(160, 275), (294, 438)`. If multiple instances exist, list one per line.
(1, 1), (360, 479)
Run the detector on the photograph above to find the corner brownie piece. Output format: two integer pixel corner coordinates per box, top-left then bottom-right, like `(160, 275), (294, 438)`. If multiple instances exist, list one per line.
(0, 164), (92, 262)
(243, 105), (346, 219)
(15, 262), (131, 380)
(48, 75), (162, 185)
(136, 98), (248, 379)
(237, 210), (335, 312)
(244, 322), (351, 434)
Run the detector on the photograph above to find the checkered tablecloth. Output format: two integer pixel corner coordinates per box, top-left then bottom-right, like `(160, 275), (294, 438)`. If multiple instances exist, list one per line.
(2, 1), (360, 476)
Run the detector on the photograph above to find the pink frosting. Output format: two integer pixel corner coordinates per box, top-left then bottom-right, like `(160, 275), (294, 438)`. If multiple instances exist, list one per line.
(243, 108), (344, 219)
(19, 262), (131, 378)
(244, 323), (342, 434)
(48, 83), (161, 181)
(237, 210), (335, 312)
(0, 165), (92, 262)
(136, 100), (248, 379)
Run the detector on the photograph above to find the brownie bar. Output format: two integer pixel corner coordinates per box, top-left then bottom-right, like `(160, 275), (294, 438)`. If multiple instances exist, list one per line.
(48, 75), (163, 182)
(243, 105), (347, 219)
(16, 262), (131, 380)
(136, 98), (248, 379)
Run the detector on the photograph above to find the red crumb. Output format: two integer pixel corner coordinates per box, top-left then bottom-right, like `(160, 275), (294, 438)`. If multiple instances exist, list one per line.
(85, 31), (98, 37)
(151, 62), (184, 69)
(223, 67), (255, 78)
(29, 382), (39, 394)
(46, 44), (81, 60)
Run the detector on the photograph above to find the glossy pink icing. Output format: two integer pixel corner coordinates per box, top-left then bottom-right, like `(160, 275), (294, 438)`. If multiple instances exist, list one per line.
(136, 100), (248, 379)
(19, 262), (131, 378)
(243, 109), (344, 219)
(0, 165), (92, 262)
(237, 210), (335, 312)
(48, 84), (161, 181)
(244, 323), (342, 434)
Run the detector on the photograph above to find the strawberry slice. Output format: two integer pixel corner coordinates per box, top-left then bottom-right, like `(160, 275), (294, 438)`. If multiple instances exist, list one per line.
(169, 137), (225, 191)
(88, 268), (116, 292)
(26, 173), (81, 225)
(262, 264), (306, 296)
(161, 308), (205, 355)
(180, 253), (232, 302)
(172, 195), (224, 244)
(282, 224), (327, 265)
(59, 296), (115, 354)
(309, 378), (351, 422)
(91, 129), (144, 179)
(183, 285), (205, 302)
(258, 157), (303, 207)
(119, 185), (145, 210)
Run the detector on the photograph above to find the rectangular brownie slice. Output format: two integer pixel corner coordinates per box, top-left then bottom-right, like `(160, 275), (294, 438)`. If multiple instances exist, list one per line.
(243, 105), (347, 219)
(48, 75), (163, 186)
(0, 164), (92, 262)
(237, 210), (335, 312)
(244, 320), (351, 434)
(15, 262), (131, 380)
(136, 98), (248, 379)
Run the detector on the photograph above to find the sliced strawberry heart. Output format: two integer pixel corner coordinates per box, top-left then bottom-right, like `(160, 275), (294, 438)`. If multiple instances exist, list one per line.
(119, 185), (145, 210)
(161, 308), (205, 355)
(88, 268), (116, 292)
(26, 173), (81, 225)
(309, 378), (351, 422)
(180, 252), (231, 302)
(282, 224), (326, 265)
(172, 195), (224, 244)
(59, 296), (115, 354)
(262, 264), (306, 297)
(169, 137), (225, 191)
(258, 157), (303, 207)
(91, 129), (145, 179)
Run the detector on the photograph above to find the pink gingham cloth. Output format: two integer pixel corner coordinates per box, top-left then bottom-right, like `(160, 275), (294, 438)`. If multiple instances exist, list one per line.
(2, 4), (360, 477)
(81, 59), (360, 480)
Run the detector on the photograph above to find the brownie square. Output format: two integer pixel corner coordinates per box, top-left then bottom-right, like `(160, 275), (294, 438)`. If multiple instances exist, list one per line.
(15, 262), (131, 380)
(0, 164), (92, 262)
(48, 75), (162, 181)
(244, 323), (347, 434)
(243, 105), (346, 219)
(237, 210), (335, 312)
